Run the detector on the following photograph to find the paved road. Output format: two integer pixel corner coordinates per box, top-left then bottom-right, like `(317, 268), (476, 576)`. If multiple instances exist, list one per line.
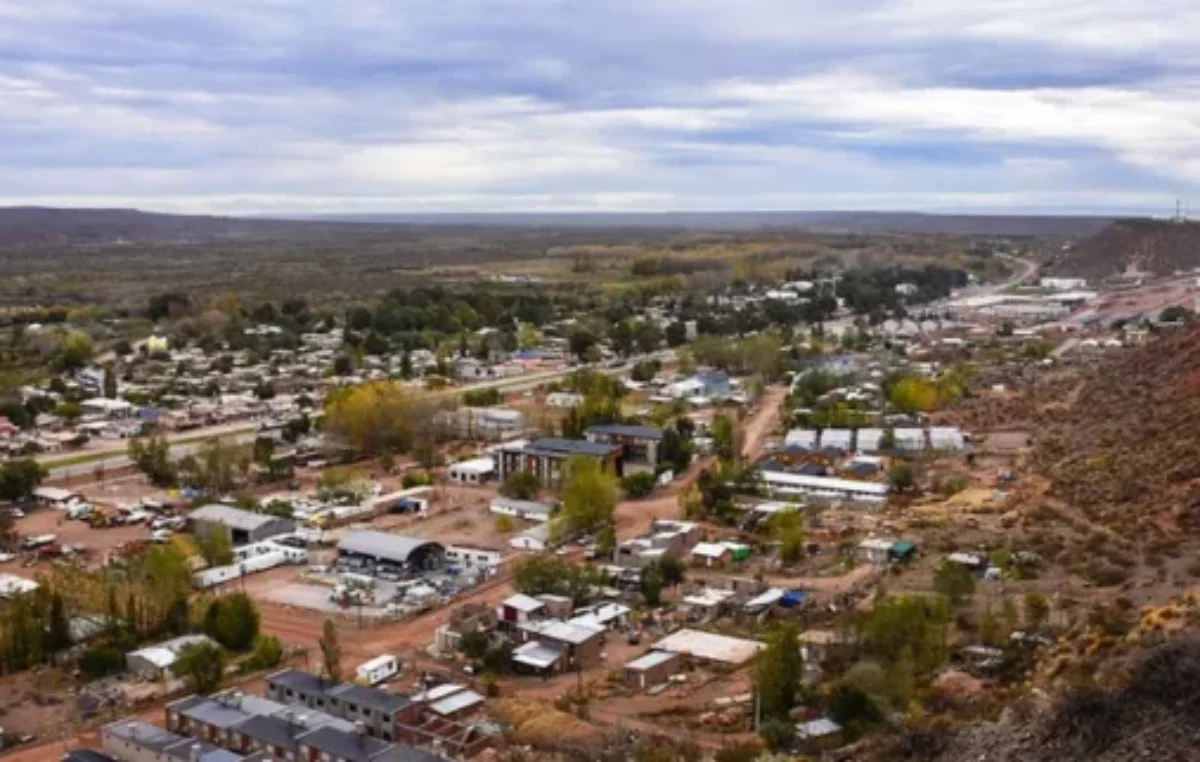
(42, 355), (661, 480)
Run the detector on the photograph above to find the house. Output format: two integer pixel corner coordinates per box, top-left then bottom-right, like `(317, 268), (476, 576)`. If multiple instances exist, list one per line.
(32, 486), (81, 509)
(760, 471), (889, 508)
(496, 594), (546, 628)
(437, 408), (524, 441)
(616, 520), (702, 568)
(569, 602), (631, 632)
(494, 437), (620, 488)
(652, 629), (764, 666)
(514, 619), (605, 672)
(690, 541), (750, 569)
(801, 629), (854, 665)
(454, 358), (499, 381)
(583, 424), (664, 469)
(624, 651), (681, 691)
(446, 458), (495, 485)
(189, 505), (295, 547)
(664, 370), (732, 401)
(264, 671), (423, 742)
(544, 392), (583, 409)
(126, 635), (219, 680)
(489, 497), (557, 524)
(444, 545), (500, 571)
(857, 538), (896, 565)
(81, 398), (136, 419)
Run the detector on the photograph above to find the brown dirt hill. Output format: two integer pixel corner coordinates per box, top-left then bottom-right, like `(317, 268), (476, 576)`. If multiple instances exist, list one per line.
(1033, 325), (1200, 534)
(1051, 218), (1200, 279)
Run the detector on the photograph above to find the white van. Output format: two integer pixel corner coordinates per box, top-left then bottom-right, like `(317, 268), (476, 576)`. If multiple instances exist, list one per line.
(356, 654), (399, 686)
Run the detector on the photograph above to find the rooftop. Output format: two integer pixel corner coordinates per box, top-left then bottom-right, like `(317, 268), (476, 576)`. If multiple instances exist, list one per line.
(337, 530), (443, 564)
(625, 650), (679, 672)
(189, 504), (284, 532)
(328, 684), (412, 714)
(298, 725), (390, 762)
(653, 629), (764, 666)
(520, 437), (619, 458)
(584, 423), (664, 440)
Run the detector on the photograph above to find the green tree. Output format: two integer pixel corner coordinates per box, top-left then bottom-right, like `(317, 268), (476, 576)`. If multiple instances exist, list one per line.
(856, 595), (951, 675)
(0, 459), (47, 502)
(932, 561), (976, 606)
(754, 623), (803, 720)
(129, 436), (176, 487)
(319, 619), (342, 682)
(204, 593), (261, 651)
(621, 471), (657, 499)
(888, 462), (916, 492)
(512, 556), (600, 606)
(758, 718), (795, 753)
(103, 365), (118, 399)
(553, 455), (619, 541)
(641, 562), (664, 606)
(517, 322), (544, 350)
(770, 511), (806, 566)
(196, 528), (235, 567)
(249, 635), (284, 669)
(174, 641), (227, 692)
(711, 414), (737, 462)
(54, 331), (94, 372)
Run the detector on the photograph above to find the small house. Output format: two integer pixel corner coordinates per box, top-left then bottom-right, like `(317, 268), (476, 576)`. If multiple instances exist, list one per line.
(624, 651), (681, 691)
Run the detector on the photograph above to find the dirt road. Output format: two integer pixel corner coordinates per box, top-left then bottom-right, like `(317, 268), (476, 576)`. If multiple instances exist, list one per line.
(740, 386), (787, 461)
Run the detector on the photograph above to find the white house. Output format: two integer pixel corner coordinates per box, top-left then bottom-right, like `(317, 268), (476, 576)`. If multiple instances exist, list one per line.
(490, 496), (557, 523)
(447, 457), (496, 485)
(446, 544), (501, 570)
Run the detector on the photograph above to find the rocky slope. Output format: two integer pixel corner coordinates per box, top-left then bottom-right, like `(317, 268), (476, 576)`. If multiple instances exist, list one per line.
(1051, 218), (1200, 279)
(1033, 324), (1200, 534)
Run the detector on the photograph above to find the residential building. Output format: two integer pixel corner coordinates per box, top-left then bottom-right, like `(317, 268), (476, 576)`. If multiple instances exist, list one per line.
(445, 458), (495, 485)
(494, 437), (620, 488)
(584, 424), (663, 469)
(624, 651), (682, 691)
(126, 635), (219, 680)
(488, 497), (557, 524)
(513, 619), (604, 673)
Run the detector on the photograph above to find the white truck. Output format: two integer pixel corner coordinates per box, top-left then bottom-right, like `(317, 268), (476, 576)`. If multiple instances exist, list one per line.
(355, 654), (399, 686)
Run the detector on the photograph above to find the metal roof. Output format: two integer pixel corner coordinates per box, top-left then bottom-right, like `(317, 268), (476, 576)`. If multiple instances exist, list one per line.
(490, 497), (556, 516)
(428, 690), (484, 716)
(172, 696), (251, 729)
(625, 651), (679, 671)
(298, 725), (389, 762)
(501, 593), (545, 613)
(584, 424), (664, 441)
(760, 471), (891, 497)
(103, 720), (185, 753)
(796, 717), (842, 739)
(512, 641), (563, 669)
(523, 437), (619, 457)
(190, 504), (282, 532)
(268, 669), (338, 697)
(653, 629), (764, 665)
(329, 684), (411, 714)
(233, 715), (305, 751)
(337, 530), (443, 565)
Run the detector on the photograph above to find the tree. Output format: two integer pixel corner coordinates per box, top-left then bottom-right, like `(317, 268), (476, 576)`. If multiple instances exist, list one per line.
(621, 471), (657, 499)
(889, 376), (940, 415)
(324, 381), (434, 457)
(55, 401), (82, 422)
(554, 455), (619, 541)
(517, 322), (544, 350)
(332, 354), (354, 376)
(770, 511), (806, 566)
(856, 595), (951, 675)
(54, 331), (94, 372)
(933, 561), (976, 606)
(512, 556), (600, 606)
(712, 414), (737, 462)
(196, 528), (234, 567)
(641, 562), (664, 606)
(665, 321), (687, 347)
(754, 623), (803, 720)
(178, 437), (251, 493)
(129, 436), (176, 487)
(888, 462), (916, 492)
(568, 329), (597, 361)
(103, 365), (118, 399)
(0, 459), (47, 502)
(319, 619), (342, 682)
(759, 719), (795, 753)
(174, 641), (227, 692)
(204, 593), (261, 651)
(1025, 592), (1050, 629)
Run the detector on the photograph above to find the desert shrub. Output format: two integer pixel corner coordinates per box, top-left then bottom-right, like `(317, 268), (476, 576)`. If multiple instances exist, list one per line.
(1084, 562), (1129, 587)
(1045, 687), (1123, 754)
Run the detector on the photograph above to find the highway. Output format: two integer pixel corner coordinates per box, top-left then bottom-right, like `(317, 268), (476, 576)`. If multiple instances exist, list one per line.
(40, 355), (660, 480)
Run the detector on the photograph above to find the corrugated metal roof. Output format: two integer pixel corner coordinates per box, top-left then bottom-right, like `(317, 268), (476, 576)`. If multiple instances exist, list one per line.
(337, 530), (443, 565)
(585, 424), (664, 440)
(428, 690), (484, 716)
(189, 504), (281, 532)
(625, 651), (678, 671)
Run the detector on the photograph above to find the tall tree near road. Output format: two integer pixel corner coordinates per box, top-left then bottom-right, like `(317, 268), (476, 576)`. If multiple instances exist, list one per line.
(754, 623), (803, 721)
(319, 619), (342, 682)
(552, 454), (619, 542)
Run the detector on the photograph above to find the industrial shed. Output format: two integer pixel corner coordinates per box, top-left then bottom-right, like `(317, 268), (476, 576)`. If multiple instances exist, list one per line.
(188, 504), (294, 546)
(337, 530), (445, 572)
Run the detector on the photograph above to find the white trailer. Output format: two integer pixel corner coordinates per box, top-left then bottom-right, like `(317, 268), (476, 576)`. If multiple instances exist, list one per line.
(192, 544), (308, 589)
(356, 654), (399, 686)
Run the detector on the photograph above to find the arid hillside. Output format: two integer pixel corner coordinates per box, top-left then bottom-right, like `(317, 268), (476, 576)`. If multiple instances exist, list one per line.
(1034, 325), (1200, 534)
(1052, 218), (1200, 279)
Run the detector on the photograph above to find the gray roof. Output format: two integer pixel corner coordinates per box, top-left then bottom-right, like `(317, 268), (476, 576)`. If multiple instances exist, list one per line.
(166, 741), (242, 762)
(298, 726), (390, 762)
(234, 714), (305, 752)
(525, 437), (619, 457)
(268, 669), (339, 697)
(104, 720), (185, 753)
(375, 746), (452, 762)
(585, 424), (664, 441)
(490, 497), (556, 516)
(189, 504), (281, 532)
(329, 684), (411, 714)
(337, 531), (444, 565)
(171, 696), (252, 729)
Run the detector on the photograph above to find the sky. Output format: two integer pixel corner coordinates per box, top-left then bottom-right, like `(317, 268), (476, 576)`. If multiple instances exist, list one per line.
(1, 0), (1199, 215)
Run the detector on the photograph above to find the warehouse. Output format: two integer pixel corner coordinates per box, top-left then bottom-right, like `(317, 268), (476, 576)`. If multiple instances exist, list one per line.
(188, 504), (295, 546)
(337, 530), (445, 572)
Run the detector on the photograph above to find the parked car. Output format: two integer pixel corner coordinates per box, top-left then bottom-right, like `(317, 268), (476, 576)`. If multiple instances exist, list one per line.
(150, 529), (173, 543)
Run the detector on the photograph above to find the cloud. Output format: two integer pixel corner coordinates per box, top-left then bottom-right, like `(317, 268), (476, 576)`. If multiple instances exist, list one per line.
(0, 0), (1196, 213)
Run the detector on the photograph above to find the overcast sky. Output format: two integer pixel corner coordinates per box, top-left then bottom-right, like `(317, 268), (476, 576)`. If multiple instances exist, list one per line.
(2, 0), (1198, 215)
